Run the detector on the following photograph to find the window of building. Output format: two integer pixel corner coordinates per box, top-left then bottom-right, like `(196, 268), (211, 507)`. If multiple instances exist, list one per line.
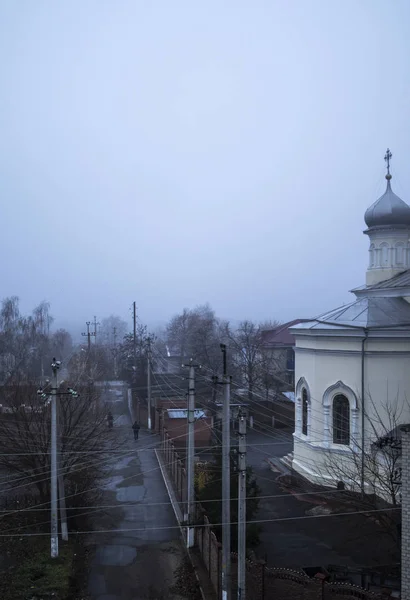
(380, 243), (389, 267)
(333, 394), (350, 445)
(395, 243), (405, 265)
(302, 388), (308, 436)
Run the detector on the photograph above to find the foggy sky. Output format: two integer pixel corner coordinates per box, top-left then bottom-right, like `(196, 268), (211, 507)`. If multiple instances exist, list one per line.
(1, 0), (409, 335)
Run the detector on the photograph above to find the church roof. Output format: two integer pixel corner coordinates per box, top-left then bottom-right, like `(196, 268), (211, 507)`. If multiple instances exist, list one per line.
(291, 297), (410, 331)
(361, 268), (410, 290)
(364, 179), (410, 229)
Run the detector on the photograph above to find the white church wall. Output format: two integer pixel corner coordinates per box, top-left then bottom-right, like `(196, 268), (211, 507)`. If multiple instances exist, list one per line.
(292, 333), (410, 492)
(365, 352), (410, 439)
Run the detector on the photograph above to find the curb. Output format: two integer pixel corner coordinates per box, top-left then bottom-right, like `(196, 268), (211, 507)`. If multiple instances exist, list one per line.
(155, 449), (214, 600)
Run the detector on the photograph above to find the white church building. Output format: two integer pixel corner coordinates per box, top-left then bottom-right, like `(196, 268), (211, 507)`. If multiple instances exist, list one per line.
(285, 150), (410, 497)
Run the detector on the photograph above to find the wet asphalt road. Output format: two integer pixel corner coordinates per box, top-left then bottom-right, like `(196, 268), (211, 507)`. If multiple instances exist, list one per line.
(87, 403), (185, 600)
(246, 428), (396, 569)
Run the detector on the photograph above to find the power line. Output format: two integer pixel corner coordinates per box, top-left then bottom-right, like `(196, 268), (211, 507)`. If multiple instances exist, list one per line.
(0, 507), (400, 538)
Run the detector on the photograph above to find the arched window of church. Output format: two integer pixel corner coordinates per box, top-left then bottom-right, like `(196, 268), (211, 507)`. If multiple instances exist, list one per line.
(395, 243), (404, 265)
(380, 243), (389, 267)
(302, 388), (308, 436)
(333, 394), (350, 445)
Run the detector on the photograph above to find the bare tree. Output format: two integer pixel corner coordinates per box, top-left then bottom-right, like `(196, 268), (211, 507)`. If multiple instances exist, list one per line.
(223, 320), (266, 402)
(165, 304), (224, 374)
(99, 315), (128, 347)
(0, 379), (125, 507)
(0, 297), (58, 383)
(323, 394), (407, 555)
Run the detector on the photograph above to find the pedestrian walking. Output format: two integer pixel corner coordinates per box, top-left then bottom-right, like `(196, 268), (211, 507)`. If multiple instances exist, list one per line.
(107, 411), (114, 429)
(132, 420), (140, 441)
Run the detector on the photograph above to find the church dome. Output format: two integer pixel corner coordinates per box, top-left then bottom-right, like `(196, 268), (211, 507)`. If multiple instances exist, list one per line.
(365, 178), (410, 228)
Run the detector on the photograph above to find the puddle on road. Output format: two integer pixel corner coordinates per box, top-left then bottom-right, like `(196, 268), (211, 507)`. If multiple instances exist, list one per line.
(113, 455), (137, 471)
(116, 486), (145, 503)
(95, 544), (137, 567)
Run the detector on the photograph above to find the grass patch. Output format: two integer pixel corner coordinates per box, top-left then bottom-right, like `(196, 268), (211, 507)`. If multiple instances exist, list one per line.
(0, 538), (74, 600)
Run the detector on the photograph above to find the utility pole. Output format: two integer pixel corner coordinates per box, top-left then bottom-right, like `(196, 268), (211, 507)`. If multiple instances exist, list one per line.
(220, 343), (231, 600)
(147, 336), (152, 430)
(133, 302), (138, 417)
(38, 373), (79, 554)
(92, 315), (100, 344)
(57, 397), (68, 542)
(113, 327), (118, 379)
(50, 358), (61, 558)
(183, 358), (200, 548)
(81, 321), (95, 378)
(237, 411), (247, 600)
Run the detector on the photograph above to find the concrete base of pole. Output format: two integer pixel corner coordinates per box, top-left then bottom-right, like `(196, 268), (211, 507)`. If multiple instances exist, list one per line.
(51, 535), (59, 558)
(61, 524), (68, 541)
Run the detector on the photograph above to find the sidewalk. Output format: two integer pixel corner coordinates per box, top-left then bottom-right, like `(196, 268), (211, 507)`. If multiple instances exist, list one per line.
(86, 408), (187, 600)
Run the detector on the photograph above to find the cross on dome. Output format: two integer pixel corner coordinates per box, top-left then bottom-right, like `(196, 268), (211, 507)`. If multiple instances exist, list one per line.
(384, 148), (392, 180)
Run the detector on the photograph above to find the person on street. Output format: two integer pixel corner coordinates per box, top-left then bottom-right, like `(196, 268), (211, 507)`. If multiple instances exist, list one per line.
(107, 411), (114, 429)
(132, 420), (140, 440)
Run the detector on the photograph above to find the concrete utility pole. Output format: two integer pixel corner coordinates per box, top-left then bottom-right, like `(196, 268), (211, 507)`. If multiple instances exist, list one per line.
(147, 336), (152, 430)
(92, 315), (100, 343)
(401, 426), (410, 600)
(50, 358), (61, 558)
(220, 343), (231, 600)
(113, 327), (118, 379)
(183, 358), (200, 548)
(57, 397), (68, 542)
(133, 302), (138, 416)
(237, 411), (247, 600)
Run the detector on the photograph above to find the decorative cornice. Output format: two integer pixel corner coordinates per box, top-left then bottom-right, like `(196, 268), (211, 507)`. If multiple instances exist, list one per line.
(352, 287), (410, 298)
(295, 347), (410, 357)
(294, 328), (410, 339)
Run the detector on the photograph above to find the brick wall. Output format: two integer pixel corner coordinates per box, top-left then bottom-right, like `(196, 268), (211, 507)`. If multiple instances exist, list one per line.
(402, 428), (410, 600)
